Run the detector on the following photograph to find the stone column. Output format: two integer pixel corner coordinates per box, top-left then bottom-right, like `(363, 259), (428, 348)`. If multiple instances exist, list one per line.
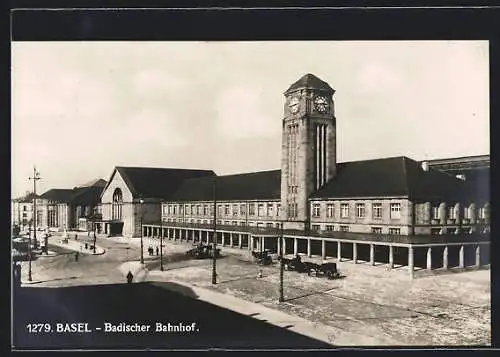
(294, 238), (298, 256)
(261, 237), (265, 251)
(221, 232), (226, 247)
(388, 245), (394, 269)
(173, 229), (177, 240)
(283, 237), (287, 255)
(455, 203), (461, 226)
(353, 243), (358, 264)
(426, 247), (432, 270)
(475, 245), (481, 267)
(307, 239), (311, 257)
(459, 245), (465, 268)
(408, 246), (414, 279)
(369, 244), (375, 265)
(321, 240), (326, 260)
(443, 246), (449, 269)
(238, 234), (242, 249)
(230, 233), (234, 247)
(337, 241), (341, 261)
(249, 236), (253, 251)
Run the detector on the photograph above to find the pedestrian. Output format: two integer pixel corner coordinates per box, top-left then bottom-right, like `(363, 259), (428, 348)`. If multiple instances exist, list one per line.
(156, 247), (159, 256)
(75, 234), (78, 241)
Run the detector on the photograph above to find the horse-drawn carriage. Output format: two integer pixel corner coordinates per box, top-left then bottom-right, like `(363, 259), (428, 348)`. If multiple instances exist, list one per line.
(278, 255), (341, 279)
(186, 244), (221, 259)
(251, 249), (273, 265)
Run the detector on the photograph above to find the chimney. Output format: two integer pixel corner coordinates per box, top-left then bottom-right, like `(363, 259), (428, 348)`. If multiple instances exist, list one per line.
(421, 161), (429, 171)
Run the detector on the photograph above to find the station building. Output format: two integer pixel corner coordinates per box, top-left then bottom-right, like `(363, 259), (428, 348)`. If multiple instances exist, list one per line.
(139, 73), (490, 277)
(20, 73), (488, 277)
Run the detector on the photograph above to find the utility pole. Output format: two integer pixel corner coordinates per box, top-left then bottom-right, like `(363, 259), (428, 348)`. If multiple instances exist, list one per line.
(212, 177), (217, 285)
(279, 221), (284, 302)
(93, 216), (97, 254)
(29, 166), (42, 251)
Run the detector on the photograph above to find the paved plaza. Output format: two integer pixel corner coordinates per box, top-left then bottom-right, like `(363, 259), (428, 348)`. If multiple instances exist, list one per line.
(15, 232), (491, 347)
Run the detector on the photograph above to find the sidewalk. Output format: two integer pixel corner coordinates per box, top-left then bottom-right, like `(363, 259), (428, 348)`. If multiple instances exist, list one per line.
(48, 235), (105, 255)
(146, 271), (386, 346)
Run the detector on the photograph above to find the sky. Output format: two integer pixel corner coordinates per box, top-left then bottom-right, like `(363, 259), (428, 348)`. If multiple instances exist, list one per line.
(11, 41), (489, 198)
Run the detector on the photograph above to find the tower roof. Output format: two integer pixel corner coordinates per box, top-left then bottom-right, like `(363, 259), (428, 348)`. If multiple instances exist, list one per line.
(285, 73), (335, 95)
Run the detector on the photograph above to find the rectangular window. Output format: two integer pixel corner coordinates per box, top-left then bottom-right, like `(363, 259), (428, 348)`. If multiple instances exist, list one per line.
(179, 205), (184, 215)
(372, 203), (382, 219)
(217, 204), (223, 216)
(356, 203), (365, 218)
(340, 203), (349, 218)
(432, 206), (439, 219)
(224, 204), (230, 215)
(447, 206), (456, 219)
(478, 206), (486, 219)
(312, 203), (321, 217)
(388, 228), (401, 235)
(326, 203), (334, 218)
(339, 225), (349, 232)
(249, 204), (255, 216)
(390, 203), (401, 219)
(326, 225), (334, 231)
(233, 204), (238, 216)
(233, 221), (238, 226)
(276, 203), (281, 217)
(240, 203), (246, 216)
(267, 203), (274, 217)
(463, 206), (470, 219)
(196, 205), (201, 215)
(371, 227), (382, 234)
(203, 204), (209, 216)
(217, 220), (222, 225)
(190, 204), (194, 215)
(209, 204), (214, 216)
(258, 204), (265, 217)
(311, 224), (320, 231)
(23, 206), (27, 211)
(173, 205), (177, 215)
(266, 222), (273, 228)
(446, 228), (457, 234)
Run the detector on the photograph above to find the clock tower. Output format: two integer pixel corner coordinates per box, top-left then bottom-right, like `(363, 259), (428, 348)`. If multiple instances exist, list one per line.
(281, 74), (337, 231)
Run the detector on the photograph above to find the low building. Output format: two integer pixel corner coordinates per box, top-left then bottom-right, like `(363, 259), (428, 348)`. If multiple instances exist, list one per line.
(11, 192), (38, 230)
(37, 179), (106, 231)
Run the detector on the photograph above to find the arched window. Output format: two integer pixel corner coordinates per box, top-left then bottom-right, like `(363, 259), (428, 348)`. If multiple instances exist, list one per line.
(112, 188), (123, 220)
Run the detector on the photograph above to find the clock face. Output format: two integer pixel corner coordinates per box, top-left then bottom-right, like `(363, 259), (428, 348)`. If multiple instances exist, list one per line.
(314, 96), (328, 113)
(289, 97), (300, 114)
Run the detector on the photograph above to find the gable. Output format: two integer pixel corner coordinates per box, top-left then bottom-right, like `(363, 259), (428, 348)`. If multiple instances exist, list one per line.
(101, 169), (134, 203)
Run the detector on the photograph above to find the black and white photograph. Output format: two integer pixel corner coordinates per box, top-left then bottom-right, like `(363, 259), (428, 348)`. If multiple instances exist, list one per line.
(11, 39), (490, 349)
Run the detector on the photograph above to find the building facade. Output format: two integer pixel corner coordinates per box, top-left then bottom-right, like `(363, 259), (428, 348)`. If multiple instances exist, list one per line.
(11, 192), (38, 230)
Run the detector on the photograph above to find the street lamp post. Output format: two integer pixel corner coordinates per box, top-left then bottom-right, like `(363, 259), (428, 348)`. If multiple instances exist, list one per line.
(212, 178), (217, 285)
(27, 219), (33, 281)
(279, 221), (284, 302)
(29, 166), (41, 250)
(140, 198), (144, 265)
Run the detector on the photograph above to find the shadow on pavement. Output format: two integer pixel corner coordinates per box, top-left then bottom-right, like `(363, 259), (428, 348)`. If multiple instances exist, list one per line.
(12, 282), (333, 350)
